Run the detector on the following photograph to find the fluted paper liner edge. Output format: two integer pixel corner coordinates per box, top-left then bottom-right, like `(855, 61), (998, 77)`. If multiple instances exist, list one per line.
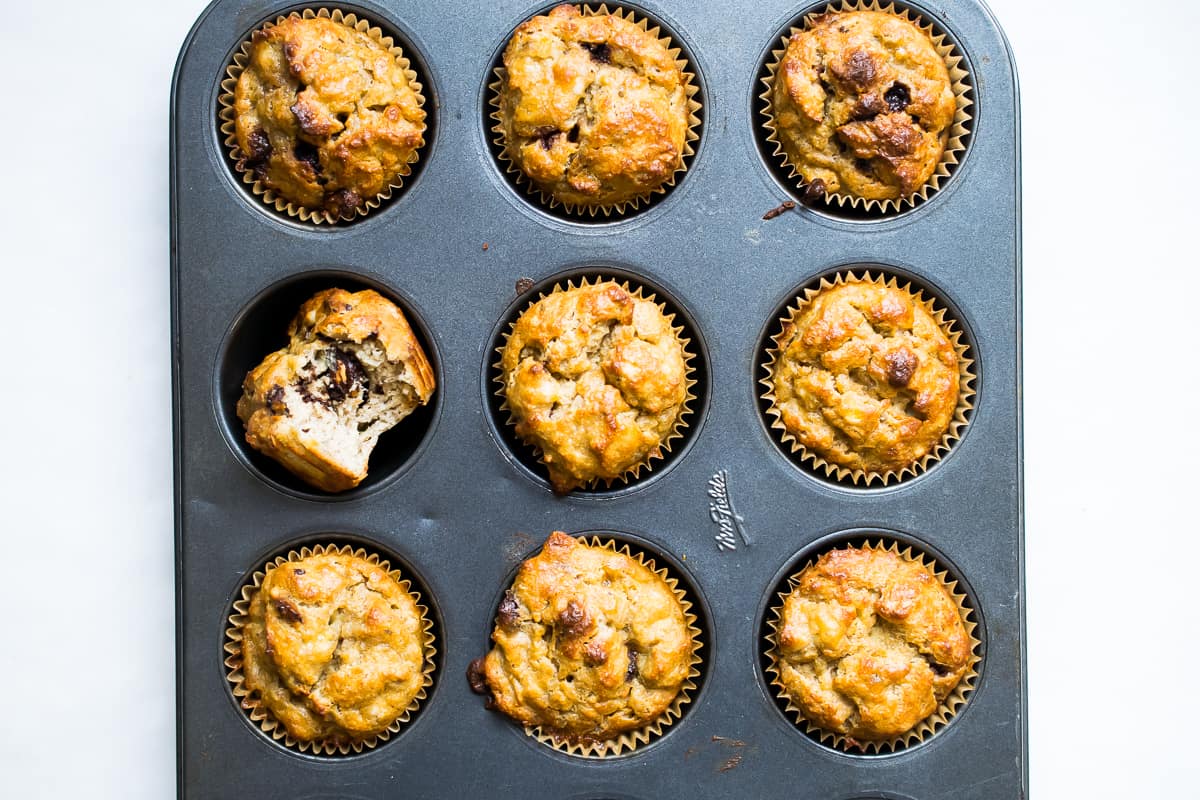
(765, 538), (980, 753)
(224, 543), (437, 756)
(760, 0), (972, 214)
(218, 8), (426, 225)
(760, 270), (975, 486)
(489, 3), (701, 218)
(485, 534), (703, 758)
(495, 275), (697, 492)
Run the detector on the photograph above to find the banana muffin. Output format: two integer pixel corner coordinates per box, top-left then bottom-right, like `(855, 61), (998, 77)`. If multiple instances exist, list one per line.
(238, 288), (435, 492)
(497, 4), (691, 209)
(233, 14), (425, 220)
(767, 277), (960, 476)
(499, 280), (689, 493)
(772, 544), (972, 742)
(770, 10), (955, 200)
(472, 532), (695, 747)
(238, 550), (429, 745)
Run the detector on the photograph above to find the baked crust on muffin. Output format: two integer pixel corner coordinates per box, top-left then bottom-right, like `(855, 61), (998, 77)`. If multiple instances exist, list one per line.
(240, 551), (428, 743)
(500, 281), (688, 493)
(498, 4), (690, 208)
(771, 10), (955, 200)
(477, 532), (694, 744)
(769, 278), (959, 475)
(234, 15), (425, 219)
(774, 545), (971, 741)
(237, 288), (435, 492)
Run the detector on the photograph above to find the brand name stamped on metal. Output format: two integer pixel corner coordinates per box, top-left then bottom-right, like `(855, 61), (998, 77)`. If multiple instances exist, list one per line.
(708, 469), (750, 552)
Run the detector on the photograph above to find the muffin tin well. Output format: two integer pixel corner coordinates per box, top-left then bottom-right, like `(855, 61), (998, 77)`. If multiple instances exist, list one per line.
(481, 1), (707, 225)
(755, 527), (984, 755)
(478, 529), (713, 760)
(214, 269), (442, 501)
(752, 0), (977, 221)
(214, 3), (440, 227)
(482, 264), (711, 497)
(174, 0), (1023, 796)
(754, 263), (979, 490)
(222, 533), (444, 758)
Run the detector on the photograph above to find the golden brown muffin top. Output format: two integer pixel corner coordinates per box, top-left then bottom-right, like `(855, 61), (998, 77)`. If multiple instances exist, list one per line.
(774, 546), (971, 741)
(499, 4), (690, 208)
(479, 532), (694, 744)
(771, 11), (955, 200)
(234, 15), (425, 219)
(770, 279), (960, 475)
(236, 288), (436, 492)
(239, 552), (428, 743)
(285, 288), (435, 379)
(500, 281), (688, 493)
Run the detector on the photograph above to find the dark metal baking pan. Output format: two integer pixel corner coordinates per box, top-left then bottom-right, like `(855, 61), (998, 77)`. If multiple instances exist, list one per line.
(171, 0), (1024, 795)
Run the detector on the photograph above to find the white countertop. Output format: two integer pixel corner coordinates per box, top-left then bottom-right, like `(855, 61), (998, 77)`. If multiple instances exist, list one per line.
(1, 0), (1196, 796)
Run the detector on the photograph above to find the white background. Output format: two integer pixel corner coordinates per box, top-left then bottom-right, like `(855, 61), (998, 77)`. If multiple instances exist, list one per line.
(1, 0), (1197, 796)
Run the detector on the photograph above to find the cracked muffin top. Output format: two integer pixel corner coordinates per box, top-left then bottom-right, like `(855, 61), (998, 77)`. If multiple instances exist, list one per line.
(769, 279), (960, 475)
(774, 545), (971, 741)
(233, 15), (425, 220)
(476, 532), (694, 744)
(499, 281), (689, 493)
(498, 4), (690, 208)
(770, 10), (955, 200)
(239, 551), (428, 744)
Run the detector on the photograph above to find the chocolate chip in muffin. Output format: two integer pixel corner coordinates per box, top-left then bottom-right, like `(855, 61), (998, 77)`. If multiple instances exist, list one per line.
(497, 590), (521, 629)
(293, 139), (321, 173)
(802, 179), (827, 203)
(884, 82), (912, 112)
(273, 598), (304, 624)
(884, 348), (918, 387)
(467, 657), (489, 694)
(580, 41), (611, 64)
(533, 127), (562, 151)
(245, 127), (272, 163)
(557, 599), (589, 635)
(324, 188), (361, 218)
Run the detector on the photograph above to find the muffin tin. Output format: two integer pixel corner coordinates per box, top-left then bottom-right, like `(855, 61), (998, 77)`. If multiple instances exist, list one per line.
(171, 0), (1025, 797)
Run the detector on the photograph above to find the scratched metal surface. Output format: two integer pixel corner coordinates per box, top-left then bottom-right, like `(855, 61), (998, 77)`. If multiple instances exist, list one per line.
(171, 0), (1024, 796)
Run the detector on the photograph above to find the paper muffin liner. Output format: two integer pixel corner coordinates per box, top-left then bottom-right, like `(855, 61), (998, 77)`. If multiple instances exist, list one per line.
(760, 0), (972, 214)
(223, 543), (437, 755)
(765, 538), (980, 753)
(488, 3), (702, 218)
(494, 275), (697, 492)
(218, 8), (426, 225)
(760, 270), (974, 486)
(501, 534), (703, 758)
